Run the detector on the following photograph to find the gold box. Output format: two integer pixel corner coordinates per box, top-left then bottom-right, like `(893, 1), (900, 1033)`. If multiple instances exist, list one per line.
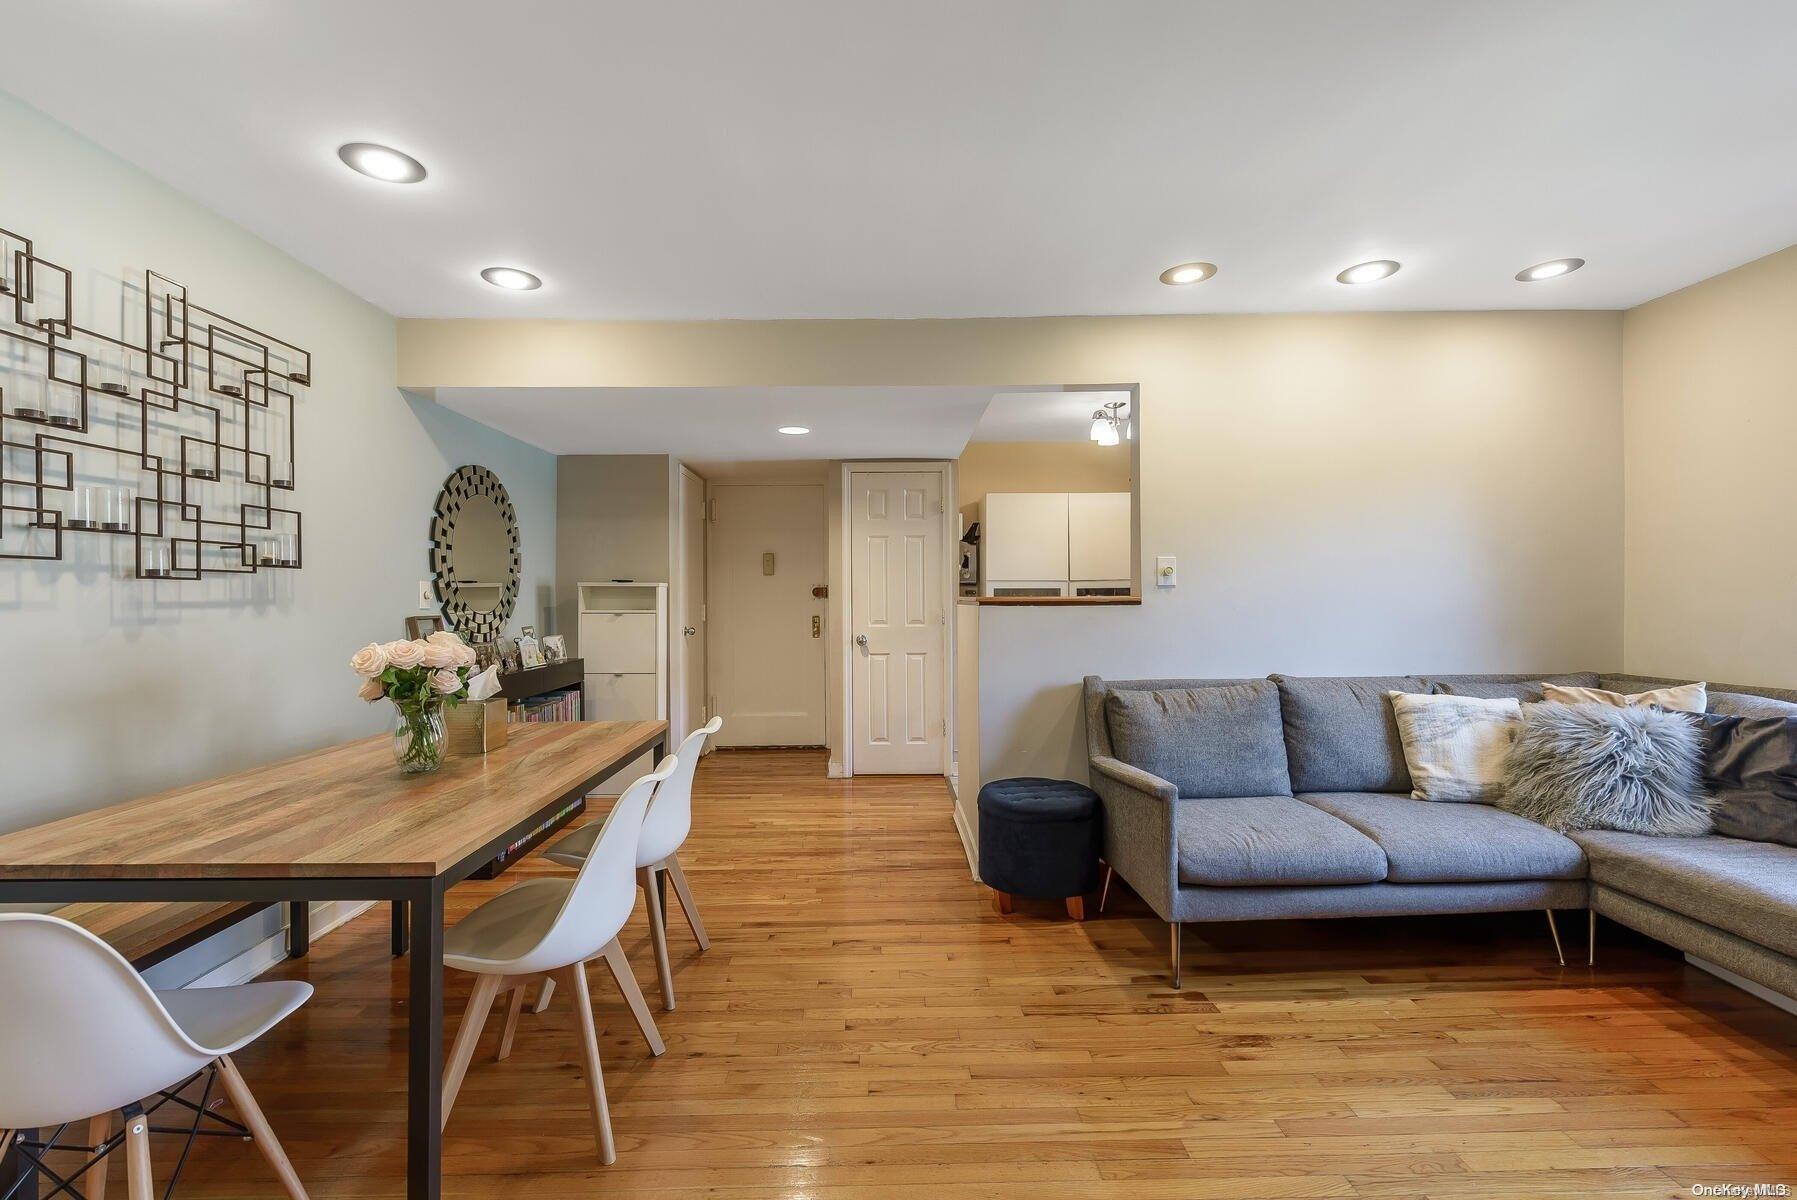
(445, 698), (509, 755)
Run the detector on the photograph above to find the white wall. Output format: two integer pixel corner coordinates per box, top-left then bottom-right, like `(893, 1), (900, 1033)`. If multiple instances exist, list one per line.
(0, 94), (557, 846)
(1621, 245), (1797, 688)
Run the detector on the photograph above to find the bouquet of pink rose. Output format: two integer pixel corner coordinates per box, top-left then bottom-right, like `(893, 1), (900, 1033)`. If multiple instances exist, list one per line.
(349, 631), (479, 772)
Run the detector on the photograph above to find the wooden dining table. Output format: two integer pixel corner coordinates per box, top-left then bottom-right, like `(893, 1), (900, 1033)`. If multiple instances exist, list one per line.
(0, 718), (668, 1200)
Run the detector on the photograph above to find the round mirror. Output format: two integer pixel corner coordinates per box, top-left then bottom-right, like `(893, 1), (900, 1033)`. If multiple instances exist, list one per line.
(429, 465), (519, 642)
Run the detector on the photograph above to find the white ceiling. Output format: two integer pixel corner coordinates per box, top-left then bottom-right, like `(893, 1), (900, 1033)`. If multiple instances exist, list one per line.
(429, 386), (1049, 463)
(6, 2), (1796, 319)
(970, 391), (1131, 443)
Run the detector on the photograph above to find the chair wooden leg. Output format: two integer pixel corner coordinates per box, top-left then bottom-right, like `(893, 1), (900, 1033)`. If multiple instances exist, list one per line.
(0, 1130), (12, 1161)
(991, 889), (1013, 915)
(1544, 909), (1567, 966)
(82, 1112), (112, 1200)
(497, 982), (529, 1061)
(640, 865), (677, 1011)
(664, 854), (711, 950)
(440, 973), (501, 1128)
(600, 936), (667, 1056)
(123, 1109), (153, 1200)
(1065, 895), (1086, 921)
(533, 975), (557, 1013)
(215, 1057), (309, 1200)
(562, 964), (618, 1165)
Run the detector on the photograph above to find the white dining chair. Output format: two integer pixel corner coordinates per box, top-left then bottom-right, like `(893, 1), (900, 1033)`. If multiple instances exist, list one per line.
(439, 754), (678, 1165)
(542, 717), (720, 1011)
(0, 912), (312, 1200)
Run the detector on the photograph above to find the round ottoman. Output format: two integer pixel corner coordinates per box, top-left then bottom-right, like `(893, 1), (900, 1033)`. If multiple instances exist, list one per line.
(977, 777), (1103, 920)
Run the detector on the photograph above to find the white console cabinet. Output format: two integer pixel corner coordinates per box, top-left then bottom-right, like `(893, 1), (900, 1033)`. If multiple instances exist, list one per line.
(578, 581), (667, 793)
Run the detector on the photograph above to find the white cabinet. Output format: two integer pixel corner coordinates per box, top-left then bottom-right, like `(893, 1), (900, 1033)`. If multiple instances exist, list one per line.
(981, 492), (1069, 583)
(577, 582), (668, 794)
(978, 491), (1131, 594)
(1068, 492), (1133, 583)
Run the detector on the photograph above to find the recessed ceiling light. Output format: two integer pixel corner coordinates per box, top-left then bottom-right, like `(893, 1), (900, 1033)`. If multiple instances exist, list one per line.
(1516, 257), (1586, 282)
(777, 426), (810, 436)
(1336, 259), (1401, 285)
(336, 142), (427, 184)
(479, 267), (543, 291)
(1159, 261), (1217, 286)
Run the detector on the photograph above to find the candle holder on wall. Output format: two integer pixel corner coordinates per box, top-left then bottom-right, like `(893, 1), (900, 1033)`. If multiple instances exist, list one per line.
(0, 221), (309, 579)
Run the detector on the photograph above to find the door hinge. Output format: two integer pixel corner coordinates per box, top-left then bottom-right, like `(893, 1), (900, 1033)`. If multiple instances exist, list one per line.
(939, 719), (947, 735)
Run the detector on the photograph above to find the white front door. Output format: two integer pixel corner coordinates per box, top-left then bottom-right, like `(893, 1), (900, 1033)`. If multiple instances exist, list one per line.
(709, 483), (828, 747)
(676, 466), (708, 745)
(850, 469), (945, 774)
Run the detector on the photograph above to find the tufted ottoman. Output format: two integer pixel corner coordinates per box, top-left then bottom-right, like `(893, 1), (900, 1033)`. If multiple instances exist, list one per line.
(977, 777), (1106, 920)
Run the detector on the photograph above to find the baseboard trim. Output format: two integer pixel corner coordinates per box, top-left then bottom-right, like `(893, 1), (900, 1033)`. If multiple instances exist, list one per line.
(826, 759), (846, 778)
(1685, 953), (1797, 1016)
(187, 900), (375, 988)
(951, 799), (978, 879)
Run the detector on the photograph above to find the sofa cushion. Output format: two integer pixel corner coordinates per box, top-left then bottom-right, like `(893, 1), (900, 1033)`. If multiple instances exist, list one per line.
(1423, 673), (1600, 702)
(1711, 691), (1797, 719)
(1299, 792), (1587, 883)
(1543, 681), (1708, 713)
(1388, 691), (1523, 803)
(1573, 830), (1797, 960)
(1105, 681), (1291, 798)
(1176, 797), (1387, 887)
(1272, 675), (1427, 793)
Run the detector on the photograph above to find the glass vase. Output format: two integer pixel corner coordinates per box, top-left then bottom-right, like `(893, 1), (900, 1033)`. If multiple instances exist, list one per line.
(392, 702), (446, 774)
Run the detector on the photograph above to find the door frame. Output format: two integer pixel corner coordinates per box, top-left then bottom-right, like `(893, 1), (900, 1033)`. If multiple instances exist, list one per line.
(670, 462), (707, 749)
(706, 477), (832, 749)
(838, 460), (957, 778)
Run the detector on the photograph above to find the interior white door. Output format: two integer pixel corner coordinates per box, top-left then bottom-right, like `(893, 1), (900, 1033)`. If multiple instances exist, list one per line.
(708, 483), (827, 747)
(677, 466), (708, 745)
(850, 470), (945, 774)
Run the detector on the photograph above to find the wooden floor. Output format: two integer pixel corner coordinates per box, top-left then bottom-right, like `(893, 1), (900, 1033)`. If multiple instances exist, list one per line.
(98, 749), (1797, 1198)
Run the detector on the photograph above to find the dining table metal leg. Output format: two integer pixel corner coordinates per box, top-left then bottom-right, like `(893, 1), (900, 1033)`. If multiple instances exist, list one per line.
(392, 899), (410, 957)
(406, 882), (445, 1199)
(287, 900), (310, 959)
(2, 1127), (38, 1199)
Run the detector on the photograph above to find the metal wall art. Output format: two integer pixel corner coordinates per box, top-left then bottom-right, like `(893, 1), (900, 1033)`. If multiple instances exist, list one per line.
(0, 221), (308, 578)
(428, 465), (520, 642)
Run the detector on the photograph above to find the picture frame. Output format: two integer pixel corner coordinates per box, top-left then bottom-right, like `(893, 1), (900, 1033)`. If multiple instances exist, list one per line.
(517, 633), (545, 669)
(542, 634), (566, 663)
(497, 638), (522, 674)
(405, 614), (445, 640)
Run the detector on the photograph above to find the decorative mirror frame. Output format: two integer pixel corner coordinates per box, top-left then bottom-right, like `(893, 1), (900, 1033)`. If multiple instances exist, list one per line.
(428, 465), (519, 642)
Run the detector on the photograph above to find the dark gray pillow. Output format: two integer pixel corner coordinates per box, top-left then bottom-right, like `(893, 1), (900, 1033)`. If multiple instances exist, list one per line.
(1105, 682), (1292, 799)
(1272, 675), (1427, 793)
(1695, 714), (1797, 846)
(1426, 673), (1600, 702)
(1502, 703), (1710, 835)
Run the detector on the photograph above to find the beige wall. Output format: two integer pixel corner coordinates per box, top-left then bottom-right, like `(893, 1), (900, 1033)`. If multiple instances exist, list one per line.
(1621, 245), (1797, 688)
(403, 309), (1627, 798)
(957, 440), (1134, 510)
(555, 454), (673, 655)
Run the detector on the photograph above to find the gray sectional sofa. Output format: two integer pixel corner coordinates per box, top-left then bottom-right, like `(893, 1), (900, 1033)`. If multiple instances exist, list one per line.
(1083, 671), (1797, 997)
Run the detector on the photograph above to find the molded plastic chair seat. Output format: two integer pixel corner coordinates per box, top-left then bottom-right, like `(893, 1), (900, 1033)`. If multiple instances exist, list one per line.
(543, 717), (720, 1012)
(156, 980), (314, 1055)
(443, 878), (575, 971)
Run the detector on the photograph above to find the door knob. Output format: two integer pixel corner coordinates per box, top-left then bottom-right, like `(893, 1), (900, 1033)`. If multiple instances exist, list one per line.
(856, 634), (869, 649)
(683, 626), (697, 637)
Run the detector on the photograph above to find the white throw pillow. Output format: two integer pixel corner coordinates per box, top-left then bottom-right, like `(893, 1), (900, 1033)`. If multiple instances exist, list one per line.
(1387, 691), (1524, 803)
(1541, 681), (1707, 714)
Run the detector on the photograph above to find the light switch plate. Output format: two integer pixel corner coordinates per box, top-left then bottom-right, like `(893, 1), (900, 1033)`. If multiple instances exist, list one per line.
(418, 580), (435, 610)
(1155, 556), (1177, 588)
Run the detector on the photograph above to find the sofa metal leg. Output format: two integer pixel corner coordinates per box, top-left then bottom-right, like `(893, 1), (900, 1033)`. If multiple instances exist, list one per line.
(1588, 909), (1596, 966)
(1097, 864), (1114, 914)
(1169, 922), (1182, 990)
(1543, 909), (1566, 966)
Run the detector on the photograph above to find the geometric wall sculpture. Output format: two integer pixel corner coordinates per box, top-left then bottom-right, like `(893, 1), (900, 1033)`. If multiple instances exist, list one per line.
(0, 221), (308, 578)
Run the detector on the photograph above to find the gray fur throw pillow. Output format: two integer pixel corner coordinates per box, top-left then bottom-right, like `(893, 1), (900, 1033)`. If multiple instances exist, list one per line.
(1502, 702), (1711, 835)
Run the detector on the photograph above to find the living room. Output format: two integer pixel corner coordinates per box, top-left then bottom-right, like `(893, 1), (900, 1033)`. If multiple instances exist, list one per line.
(2, 3), (1794, 1199)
